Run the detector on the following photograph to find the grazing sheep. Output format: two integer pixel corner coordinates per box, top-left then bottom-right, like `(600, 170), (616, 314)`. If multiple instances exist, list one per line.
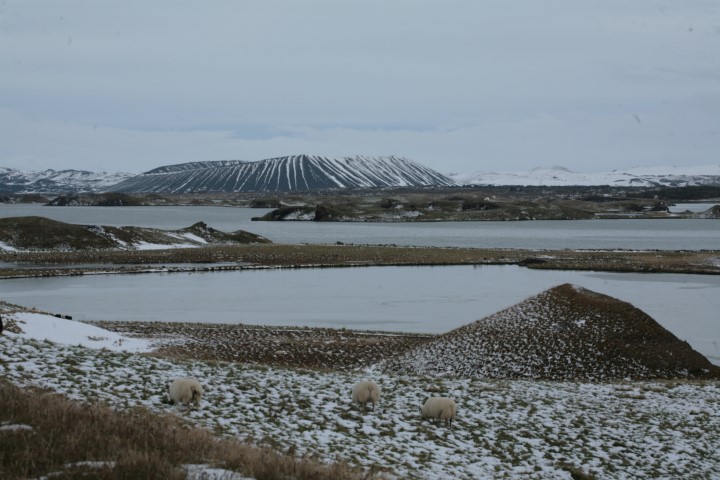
(351, 380), (381, 412)
(167, 378), (203, 411)
(420, 397), (457, 426)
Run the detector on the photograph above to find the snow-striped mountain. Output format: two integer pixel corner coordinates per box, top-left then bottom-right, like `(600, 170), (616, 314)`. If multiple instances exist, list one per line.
(451, 165), (720, 187)
(0, 167), (134, 194)
(6, 161), (719, 194)
(107, 155), (455, 193)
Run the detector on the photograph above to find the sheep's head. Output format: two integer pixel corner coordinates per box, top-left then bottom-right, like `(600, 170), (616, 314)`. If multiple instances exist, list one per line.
(161, 382), (174, 405)
(191, 389), (202, 404)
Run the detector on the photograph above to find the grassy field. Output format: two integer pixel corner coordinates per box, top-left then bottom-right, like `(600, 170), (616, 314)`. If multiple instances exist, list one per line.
(2, 226), (719, 478)
(2, 332), (719, 479)
(0, 378), (367, 480)
(91, 320), (433, 371)
(2, 243), (720, 278)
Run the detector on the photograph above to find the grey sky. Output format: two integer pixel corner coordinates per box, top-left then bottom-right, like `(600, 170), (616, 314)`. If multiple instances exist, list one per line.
(1, 0), (719, 174)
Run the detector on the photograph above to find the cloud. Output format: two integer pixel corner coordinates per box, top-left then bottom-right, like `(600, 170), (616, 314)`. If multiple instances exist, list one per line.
(1, 106), (717, 175)
(0, 0), (719, 173)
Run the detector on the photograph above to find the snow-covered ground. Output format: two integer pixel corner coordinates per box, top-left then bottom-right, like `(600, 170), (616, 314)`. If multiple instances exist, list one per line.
(8, 312), (153, 353)
(451, 164), (720, 187)
(1, 311), (719, 479)
(0, 167), (134, 193)
(0, 241), (19, 252)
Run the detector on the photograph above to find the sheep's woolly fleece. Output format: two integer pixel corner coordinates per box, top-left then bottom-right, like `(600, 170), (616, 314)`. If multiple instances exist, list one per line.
(1, 313), (719, 479)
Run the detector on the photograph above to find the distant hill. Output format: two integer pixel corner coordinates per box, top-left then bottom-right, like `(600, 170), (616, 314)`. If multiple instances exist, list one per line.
(0, 167), (134, 194)
(106, 155), (455, 193)
(7, 161), (719, 193)
(380, 284), (719, 381)
(0, 217), (270, 251)
(451, 165), (720, 187)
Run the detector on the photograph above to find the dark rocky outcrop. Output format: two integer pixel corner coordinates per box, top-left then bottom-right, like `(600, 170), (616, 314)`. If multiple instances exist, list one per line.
(461, 200), (499, 211)
(700, 205), (720, 219)
(252, 206), (315, 221)
(46, 193), (143, 207)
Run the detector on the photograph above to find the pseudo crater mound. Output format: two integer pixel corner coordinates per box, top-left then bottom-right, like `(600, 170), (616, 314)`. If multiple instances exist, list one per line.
(380, 284), (720, 381)
(0, 216), (270, 251)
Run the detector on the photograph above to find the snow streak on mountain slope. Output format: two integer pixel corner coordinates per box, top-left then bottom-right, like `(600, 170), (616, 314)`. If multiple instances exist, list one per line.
(144, 160), (247, 174)
(451, 165), (720, 187)
(107, 155), (455, 193)
(0, 167), (134, 194)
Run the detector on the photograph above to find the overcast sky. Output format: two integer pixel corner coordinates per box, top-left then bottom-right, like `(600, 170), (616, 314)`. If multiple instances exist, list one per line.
(1, 0), (719, 175)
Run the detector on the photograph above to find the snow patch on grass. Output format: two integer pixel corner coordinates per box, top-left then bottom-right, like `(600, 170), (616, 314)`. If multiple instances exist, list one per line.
(179, 232), (209, 244)
(5, 312), (154, 353)
(1, 333), (718, 479)
(0, 422), (33, 431)
(0, 241), (19, 252)
(184, 464), (253, 480)
(133, 241), (198, 250)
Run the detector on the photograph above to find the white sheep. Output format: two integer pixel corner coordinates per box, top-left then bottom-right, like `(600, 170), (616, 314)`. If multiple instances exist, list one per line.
(420, 397), (457, 426)
(167, 378), (203, 411)
(351, 380), (381, 412)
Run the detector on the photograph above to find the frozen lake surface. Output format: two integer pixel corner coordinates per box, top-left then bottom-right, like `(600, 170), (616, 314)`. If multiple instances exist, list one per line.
(2, 204), (719, 364)
(3, 265), (719, 365)
(1, 204), (719, 250)
(668, 202), (719, 213)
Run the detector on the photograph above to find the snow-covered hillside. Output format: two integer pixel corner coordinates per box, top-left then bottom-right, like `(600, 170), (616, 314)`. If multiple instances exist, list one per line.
(0, 167), (134, 194)
(107, 155), (455, 193)
(382, 284), (719, 381)
(451, 164), (720, 187)
(6, 162), (720, 193)
(2, 310), (719, 479)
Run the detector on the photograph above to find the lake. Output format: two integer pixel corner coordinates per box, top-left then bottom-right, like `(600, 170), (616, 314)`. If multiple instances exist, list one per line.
(2, 204), (719, 365)
(1, 204), (719, 250)
(2, 265), (718, 365)
(668, 202), (719, 213)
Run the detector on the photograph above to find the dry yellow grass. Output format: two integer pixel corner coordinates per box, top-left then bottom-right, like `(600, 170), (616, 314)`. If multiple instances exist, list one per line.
(2, 243), (719, 278)
(0, 379), (374, 480)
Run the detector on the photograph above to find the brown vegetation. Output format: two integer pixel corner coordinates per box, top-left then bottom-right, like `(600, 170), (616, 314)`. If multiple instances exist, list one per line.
(0, 379), (373, 480)
(92, 321), (432, 370)
(0, 216), (270, 252)
(2, 243), (720, 279)
(382, 284), (720, 380)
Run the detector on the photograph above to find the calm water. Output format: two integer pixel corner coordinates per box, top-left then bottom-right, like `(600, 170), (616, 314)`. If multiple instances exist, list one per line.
(668, 202), (719, 213)
(1, 204), (719, 250)
(2, 204), (719, 364)
(2, 265), (719, 364)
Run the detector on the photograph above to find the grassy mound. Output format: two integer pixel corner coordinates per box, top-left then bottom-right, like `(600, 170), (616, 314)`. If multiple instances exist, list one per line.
(382, 284), (720, 380)
(0, 216), (270, 251)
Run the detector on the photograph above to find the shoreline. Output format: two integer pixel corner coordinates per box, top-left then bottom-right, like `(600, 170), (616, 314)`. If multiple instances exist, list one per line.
(2, 244), (720, 279)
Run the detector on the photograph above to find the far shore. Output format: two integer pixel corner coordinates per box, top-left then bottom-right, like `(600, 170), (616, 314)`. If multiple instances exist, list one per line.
(2, 243), (720, 279)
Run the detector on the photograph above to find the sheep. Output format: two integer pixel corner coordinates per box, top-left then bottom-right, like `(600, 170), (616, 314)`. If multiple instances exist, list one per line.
(167, 378), (203, 411)
(420, 397), (457, 426)
(351, 380), (381, 412)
